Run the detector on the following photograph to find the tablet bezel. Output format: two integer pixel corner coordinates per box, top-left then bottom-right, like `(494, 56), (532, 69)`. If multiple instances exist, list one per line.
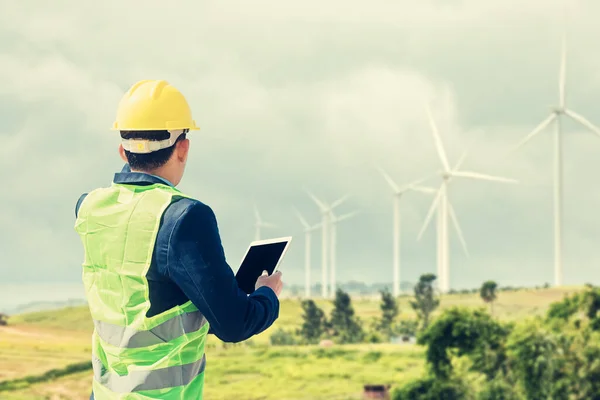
(236, 236), (293, 276)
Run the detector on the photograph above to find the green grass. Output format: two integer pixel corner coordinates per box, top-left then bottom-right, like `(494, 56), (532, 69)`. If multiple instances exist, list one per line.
(0, 286), (585, 399)
(8, 306), (93, 332)
(3, 344), (424, 400)
(0, 361), (92, 392)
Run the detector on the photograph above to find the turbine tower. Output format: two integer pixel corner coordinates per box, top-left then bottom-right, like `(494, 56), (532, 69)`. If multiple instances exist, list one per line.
(293, 208), (321, 299)
(418, 105), (518, 293)
(421, 185), (466, 292)
(376, 166), (437, 296)
(329, 209), (358, 298)
(509, 34), (600, 287)
(305, 189), (349, 298)
(253, 204), (276, 241)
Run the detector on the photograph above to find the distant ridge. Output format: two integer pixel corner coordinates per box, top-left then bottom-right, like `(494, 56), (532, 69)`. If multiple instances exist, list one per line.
(2, 298), (87, 316)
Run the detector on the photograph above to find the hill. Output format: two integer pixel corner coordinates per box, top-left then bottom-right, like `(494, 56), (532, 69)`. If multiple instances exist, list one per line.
(2, 299), (87, 317)
(0, 286), (584, 399)
(8, 285), (581, 332)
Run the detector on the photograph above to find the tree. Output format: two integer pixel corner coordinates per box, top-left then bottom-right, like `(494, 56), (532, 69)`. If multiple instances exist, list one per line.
(505, 321), (566, 400)
(378, 288), (399, 339)
(547, 284), (600, 331)
(418, 307), (511, 379)
(410, 274), (440, 331)
(394, 286), (600, 399)
(329, 289), (365, 344)
(480, 280), (498, 316)
(0, 313), (7, 326)
(298, 299), (326, 343)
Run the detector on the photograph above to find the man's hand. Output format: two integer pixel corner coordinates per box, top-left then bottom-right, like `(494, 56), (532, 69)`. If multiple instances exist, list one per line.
(255, 270), (283, 296)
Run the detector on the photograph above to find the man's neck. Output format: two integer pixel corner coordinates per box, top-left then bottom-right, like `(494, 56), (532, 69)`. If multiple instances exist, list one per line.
(130, 167), (175, 187)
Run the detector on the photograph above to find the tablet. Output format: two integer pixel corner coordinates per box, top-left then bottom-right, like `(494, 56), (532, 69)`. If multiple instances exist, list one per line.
(235, 236), (292, 294)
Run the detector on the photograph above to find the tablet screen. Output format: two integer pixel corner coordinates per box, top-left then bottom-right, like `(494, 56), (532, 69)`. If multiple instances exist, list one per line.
(235, 238), (290, 294)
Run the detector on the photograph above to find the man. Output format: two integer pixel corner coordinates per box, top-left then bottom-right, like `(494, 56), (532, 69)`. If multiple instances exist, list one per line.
(74, 79), (283, 399)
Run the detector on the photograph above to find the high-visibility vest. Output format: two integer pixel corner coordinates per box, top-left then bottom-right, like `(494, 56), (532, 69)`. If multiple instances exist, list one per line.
(74, 182), (209, 399)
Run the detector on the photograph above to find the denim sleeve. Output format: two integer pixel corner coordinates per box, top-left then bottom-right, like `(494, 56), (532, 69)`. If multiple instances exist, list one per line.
(164, 200), (280, 343)
(75, 193), (88, 217)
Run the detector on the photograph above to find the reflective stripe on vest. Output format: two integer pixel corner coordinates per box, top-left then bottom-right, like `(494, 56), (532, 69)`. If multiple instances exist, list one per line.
(75, 183), (209, 399)
(94, 310), (207, 348)
(92, 354), (206, 392)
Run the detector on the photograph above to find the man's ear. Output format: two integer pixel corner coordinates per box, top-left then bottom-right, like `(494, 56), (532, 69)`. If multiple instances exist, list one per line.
(118, 144), (128, 163)
(176, 138), (190, 163)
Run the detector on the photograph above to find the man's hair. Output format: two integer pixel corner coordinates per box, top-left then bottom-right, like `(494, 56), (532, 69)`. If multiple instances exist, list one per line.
(120, 130), (187, 171)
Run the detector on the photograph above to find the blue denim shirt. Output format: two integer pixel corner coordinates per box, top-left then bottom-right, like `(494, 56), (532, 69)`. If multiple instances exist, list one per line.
(76, 165), (280, 345)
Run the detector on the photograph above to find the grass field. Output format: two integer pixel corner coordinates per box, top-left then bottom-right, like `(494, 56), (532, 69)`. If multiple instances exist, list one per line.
(0, 286), (582, 399)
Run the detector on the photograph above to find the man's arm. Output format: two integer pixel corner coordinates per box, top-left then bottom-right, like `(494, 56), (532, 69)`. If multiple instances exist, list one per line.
(163, 200), (280, 343)
(75, 193), (88, 217)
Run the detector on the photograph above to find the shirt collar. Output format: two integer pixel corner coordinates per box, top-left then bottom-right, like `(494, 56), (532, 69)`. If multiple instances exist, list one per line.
(113, 164), (175, 187)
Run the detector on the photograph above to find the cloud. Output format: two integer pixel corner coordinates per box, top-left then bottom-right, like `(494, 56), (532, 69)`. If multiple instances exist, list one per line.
(1, 0), (600, 295)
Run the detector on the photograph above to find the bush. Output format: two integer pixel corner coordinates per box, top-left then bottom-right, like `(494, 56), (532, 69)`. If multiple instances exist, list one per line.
(365, 331), (383, 343)
(394, 319), (418, 337)
(394, 286), (600, 399)
(478, 376), (524, 400)
(269, 328), (297, 346)
(392, 375), (469, 400)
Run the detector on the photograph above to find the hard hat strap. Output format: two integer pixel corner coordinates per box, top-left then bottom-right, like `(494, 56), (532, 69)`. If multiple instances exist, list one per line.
(121, 130), (187, 154)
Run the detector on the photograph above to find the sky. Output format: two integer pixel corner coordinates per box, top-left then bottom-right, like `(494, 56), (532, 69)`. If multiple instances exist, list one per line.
(2, 0), (600, 306)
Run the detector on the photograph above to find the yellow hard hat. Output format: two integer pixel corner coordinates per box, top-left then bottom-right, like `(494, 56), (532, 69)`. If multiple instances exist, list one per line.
(112, 80), (199, 131)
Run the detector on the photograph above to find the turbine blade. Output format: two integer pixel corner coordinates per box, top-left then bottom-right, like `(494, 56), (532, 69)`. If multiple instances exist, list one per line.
(293, 207), (310, 229)
(304, 188), (327, 211)
(331, 194), (350, 210)
(559, 33), (567, 108)
(452, 128), (483, 171)
(411, 185), (437, 195)
(448, 201), (469, 257)
(335, 210), (359, 223)
(510, 114), (556, 153)
(452, 171), (518, 184)
(375, 165), (401, 193)
(453, 148), (469, 173)
(425, 104), (451, 171)
(565, 110), (600, 139)
(254, 204), (262, 223)
(404, 173), (437, 192)
(417, 186), (443, 241)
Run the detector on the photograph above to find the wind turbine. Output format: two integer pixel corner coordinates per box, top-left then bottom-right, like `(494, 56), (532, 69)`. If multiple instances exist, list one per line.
(329, 209), (359, 298)
(418, 105), (518, 293)
(305, 189), (350, 298)
(509, 33), (600, 287)
(375, 166), (438, 296)
(253, 204), (276, 241)
(420, 185), (468, 292)
(293, 208), (321, 299)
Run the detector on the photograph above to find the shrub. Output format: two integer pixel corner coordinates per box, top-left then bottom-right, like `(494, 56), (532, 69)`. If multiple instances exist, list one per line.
(394, 319), (418, 337)
(392, 374), (470, 400)
(478, 376), (524, 400)
(365, 331), (383, 343)
(269, 328), (297, 346)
